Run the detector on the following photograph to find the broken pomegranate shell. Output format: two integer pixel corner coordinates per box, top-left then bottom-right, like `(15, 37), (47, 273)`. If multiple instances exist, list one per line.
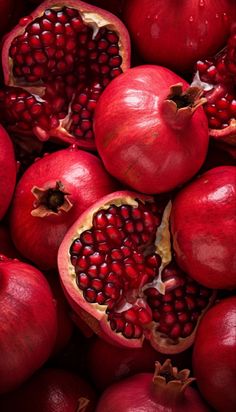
(58, 191), (215, 354)
(0, 0), (130, 150)
(193, 24), (236, 151)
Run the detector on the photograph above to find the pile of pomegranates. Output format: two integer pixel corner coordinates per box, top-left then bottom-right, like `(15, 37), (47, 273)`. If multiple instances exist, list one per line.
(0, 1), (235, 411)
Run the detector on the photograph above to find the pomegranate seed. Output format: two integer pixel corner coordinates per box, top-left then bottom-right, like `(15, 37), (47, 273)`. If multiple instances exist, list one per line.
(125, 264), (138, 279)
(96, 292), (106, 305)
(104, 283), (119, 299)
(185, 296), (197, 311)
(99, 263), (109, 278)
(106, 226), (122, 243)
(84, 288), (97, 303)
(91, 278), (103, 291)
(169, 324), (181, 339)
(182, 322), (194, 337)
(89, 252), (104, 266)
(77, 273), (89, 289)
(123, 323), (134, 338)
(80, 231), (94, 245)
(124, 309), (138, 323)
(138, 308), (152, 324)
(178, 312), (189, 323)
(77, 255), (88, 270)
(87, 265), (98, 278)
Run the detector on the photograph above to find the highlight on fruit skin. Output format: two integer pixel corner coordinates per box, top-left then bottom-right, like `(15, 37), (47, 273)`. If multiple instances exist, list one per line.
(122, 0), (236, 74)
(170, 165), (236, 290)
(0, 0), (131, 150)
(58, 190), (216, 355)
(94, 65), (209, 194)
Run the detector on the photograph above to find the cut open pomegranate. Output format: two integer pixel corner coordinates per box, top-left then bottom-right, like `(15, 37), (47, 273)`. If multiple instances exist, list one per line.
(193, 23), (236, 151)
(0, 0), (130, 150)
(58, 191), (215, 354)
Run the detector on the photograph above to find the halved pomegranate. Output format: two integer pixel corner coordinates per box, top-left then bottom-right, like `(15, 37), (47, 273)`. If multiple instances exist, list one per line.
(58, 191), (215, 354)
(193, 23), (236, 152)
(0, 0), (130, 150)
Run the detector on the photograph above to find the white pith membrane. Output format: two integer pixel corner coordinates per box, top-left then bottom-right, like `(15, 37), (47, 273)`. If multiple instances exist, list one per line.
(0, 1), (128, 148)
(62, 193), (214, 353)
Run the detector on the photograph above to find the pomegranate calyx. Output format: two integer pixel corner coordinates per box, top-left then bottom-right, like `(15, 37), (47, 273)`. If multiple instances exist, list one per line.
(153, 359), (195, 399)
(31, 181), (72, 217)
(77, 397), (90, 412)
(162, 83), (206, 129)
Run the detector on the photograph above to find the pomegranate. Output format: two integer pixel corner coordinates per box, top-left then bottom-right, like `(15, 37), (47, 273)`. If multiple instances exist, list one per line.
(0, 255), (57, 394)
(170, 166), (236, 289)
(10, 145), (119, 269)
(0, 0), (130, 150)
(193, 296), (236, 412)
(0, 367), (97, 412)
(193, 23), (236, 150)
(87, 336), (193, 391)
(0, 124), (17, 221)
(122, 0), (236, 74)
(95, 359), (211, 411)
(94, 65), (209, 194)
(58, 191), (215, 354)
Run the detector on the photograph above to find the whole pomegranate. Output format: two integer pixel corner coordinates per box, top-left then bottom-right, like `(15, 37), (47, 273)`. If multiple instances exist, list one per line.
(95, 359), (211, 412)
(0, 256), (57, 394)
(0, 367), (97, 412)
(122, 0), (236, 73)
(10, 145), (118, 269)
(0, 0), (130, 150)
(193, 296), (236, 412)
(58, 190), (215, 354)
(94, 65), (209, 194)
(171, 166), (236, 289)
(0, 124), (17, 221)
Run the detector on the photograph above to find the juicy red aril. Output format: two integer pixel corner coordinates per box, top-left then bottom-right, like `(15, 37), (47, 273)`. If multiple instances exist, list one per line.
(0, 6), (123, 145)
(70, 199), (163, 339)
(144, 263), (211, 341)
(195, 27), (236, 132)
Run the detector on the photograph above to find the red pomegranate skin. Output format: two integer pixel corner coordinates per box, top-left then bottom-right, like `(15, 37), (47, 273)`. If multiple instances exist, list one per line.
(94, 65), (209, 194)
(0, 368), (97, 412)
(0, 124), (17, 221)
(171, 166), (236, 289)
(122, 0), (236, 73)
(10, 146), (119, 269)
(95, 370), (211, 412)
(193, 296), (236, 412)
(0, 258), (57, 394)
